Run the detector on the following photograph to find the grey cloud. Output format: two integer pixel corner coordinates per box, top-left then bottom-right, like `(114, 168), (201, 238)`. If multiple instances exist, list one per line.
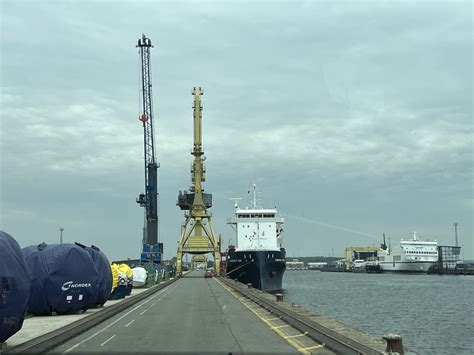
(1, 0), (472, 260)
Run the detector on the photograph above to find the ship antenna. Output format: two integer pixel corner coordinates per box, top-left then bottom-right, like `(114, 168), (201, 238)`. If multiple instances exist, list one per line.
(252, 183), (257, 209)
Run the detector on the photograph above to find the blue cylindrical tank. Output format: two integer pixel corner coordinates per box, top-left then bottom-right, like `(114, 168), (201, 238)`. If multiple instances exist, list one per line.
(0, 231), (30, 342)
(22, 243), (99, 315)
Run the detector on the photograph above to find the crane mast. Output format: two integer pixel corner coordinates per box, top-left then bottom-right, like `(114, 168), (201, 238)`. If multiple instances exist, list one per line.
(136, 34), (161, 263)
(176, 87), (220, 276)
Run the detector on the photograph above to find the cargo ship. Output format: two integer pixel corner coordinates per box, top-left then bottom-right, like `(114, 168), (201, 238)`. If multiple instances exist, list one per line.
(225, 185), (286, 292)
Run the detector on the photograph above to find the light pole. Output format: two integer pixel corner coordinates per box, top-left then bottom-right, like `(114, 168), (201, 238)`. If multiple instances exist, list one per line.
(453, 222), (458, 247)
(59, 227), (64, 244)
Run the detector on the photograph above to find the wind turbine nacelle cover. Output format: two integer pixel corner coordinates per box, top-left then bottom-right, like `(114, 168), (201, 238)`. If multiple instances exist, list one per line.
(22, 243), (99, 315)
(0, 231), (30, 342)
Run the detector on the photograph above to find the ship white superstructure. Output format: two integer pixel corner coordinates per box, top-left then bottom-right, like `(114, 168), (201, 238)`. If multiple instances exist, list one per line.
(227, 185), (284, 252)
(378, 232), (438, 273)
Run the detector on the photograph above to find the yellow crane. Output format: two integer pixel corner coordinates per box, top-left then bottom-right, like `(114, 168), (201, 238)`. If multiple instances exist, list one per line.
(176, 87), (220, 276)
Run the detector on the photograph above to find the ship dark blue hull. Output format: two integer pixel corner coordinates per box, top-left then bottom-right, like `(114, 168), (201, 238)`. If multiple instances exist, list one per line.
(226, 248), (286, 292)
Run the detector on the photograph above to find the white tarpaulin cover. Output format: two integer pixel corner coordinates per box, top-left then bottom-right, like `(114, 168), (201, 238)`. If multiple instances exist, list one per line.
(132, 267), (147, 287)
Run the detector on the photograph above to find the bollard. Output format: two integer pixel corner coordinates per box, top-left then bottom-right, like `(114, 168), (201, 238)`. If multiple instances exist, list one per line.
(247, 283), (252, 289)
(383, 333), (404, 354)
(276, 293), (283, 302)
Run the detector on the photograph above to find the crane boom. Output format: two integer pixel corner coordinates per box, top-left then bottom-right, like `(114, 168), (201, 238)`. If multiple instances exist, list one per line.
(136, 34), (160, 262)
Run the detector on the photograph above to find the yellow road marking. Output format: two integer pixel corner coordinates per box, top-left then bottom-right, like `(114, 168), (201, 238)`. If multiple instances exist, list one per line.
(240, 301), (253, 306)
(298, 344), (324, 351)
(215, 278), (312, 354)
(284, 332), (308, 339)
(271, 324), (290, 329)
(264, 317), (280, 321)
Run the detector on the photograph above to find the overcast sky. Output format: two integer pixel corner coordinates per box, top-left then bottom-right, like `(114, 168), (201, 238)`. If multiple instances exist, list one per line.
(1, 0), (472, 261)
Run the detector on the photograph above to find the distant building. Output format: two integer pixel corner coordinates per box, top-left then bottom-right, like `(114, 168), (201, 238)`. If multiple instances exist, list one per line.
(438, 246), (462, 269)
(286, 259), (306, 270)
(307, 262), (327, 270)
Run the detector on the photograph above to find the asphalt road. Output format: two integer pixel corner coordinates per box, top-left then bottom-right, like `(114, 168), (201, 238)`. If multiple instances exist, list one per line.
(50, 271), (298, 354)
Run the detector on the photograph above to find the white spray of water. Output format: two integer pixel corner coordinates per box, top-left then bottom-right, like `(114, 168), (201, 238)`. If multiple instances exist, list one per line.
(280, 212), (380, 241)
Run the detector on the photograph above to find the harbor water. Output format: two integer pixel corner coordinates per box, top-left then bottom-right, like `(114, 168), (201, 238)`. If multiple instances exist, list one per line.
(283, 270), (473, 354)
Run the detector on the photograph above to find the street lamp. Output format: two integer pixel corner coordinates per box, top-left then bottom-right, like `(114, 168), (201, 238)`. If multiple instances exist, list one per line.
(453, 222), (458, 247)
(59, 227), (64, 244)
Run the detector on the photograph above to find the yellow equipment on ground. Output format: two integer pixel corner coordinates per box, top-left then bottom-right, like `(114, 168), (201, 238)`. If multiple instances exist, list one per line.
(110, 263), (120, 291)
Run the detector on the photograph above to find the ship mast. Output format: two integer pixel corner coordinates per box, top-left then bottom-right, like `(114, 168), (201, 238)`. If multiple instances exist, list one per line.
(252, 184), (257, 209)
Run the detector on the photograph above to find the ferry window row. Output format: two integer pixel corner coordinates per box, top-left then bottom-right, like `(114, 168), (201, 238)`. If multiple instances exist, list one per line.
(241, 225), (272, 228)
(237, 214), (275, 218)
(407, 251), (437, 254)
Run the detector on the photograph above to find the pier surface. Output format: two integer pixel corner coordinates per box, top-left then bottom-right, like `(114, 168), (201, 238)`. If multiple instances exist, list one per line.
(50, 271), (308, 354)
(5, 271), (389, 354)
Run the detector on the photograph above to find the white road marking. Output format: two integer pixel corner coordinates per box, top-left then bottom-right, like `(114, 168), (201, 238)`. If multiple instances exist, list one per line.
(100, 334), (116, 346)
(125, 319), (135, 327)
(151, 298), (161, 307)
(140, 309), (147, 315)
(63, 284), (176, 353)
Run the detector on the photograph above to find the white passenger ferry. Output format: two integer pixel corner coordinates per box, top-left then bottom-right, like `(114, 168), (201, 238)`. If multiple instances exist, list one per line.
(378, 232), (438, 273)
